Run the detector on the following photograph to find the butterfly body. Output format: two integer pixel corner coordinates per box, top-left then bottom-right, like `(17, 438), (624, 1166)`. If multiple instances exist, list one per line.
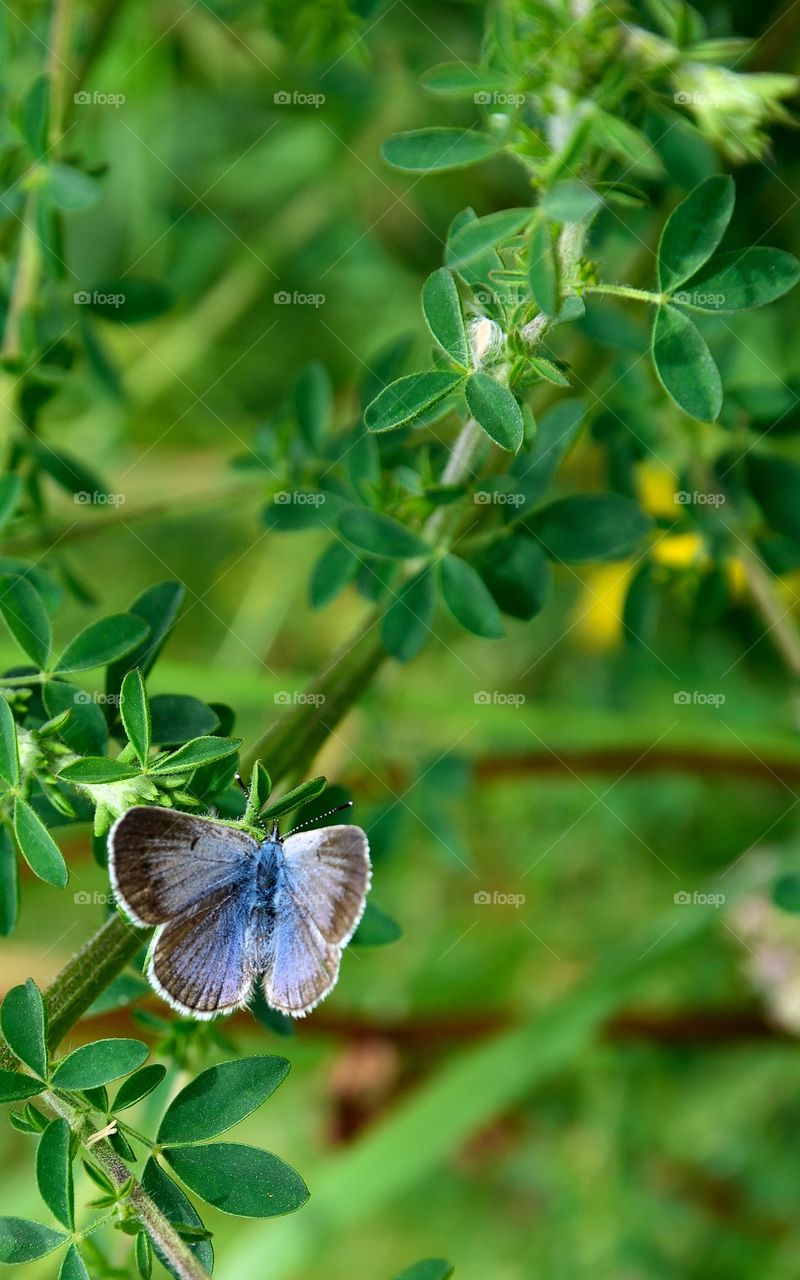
(108, 807), (370, 1020)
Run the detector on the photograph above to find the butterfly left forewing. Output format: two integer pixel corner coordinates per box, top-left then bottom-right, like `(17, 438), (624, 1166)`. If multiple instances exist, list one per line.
(109, 807), (257, 926)
(280, 824), (371, 945)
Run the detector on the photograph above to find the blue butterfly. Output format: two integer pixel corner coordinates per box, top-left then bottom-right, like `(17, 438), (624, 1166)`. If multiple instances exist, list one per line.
(108, 806), (371, 1019)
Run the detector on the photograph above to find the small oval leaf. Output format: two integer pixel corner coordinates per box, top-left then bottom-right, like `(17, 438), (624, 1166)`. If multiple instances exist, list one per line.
(51, 1038), (149, 1089)
(157, 1056), (290, 1145)
(164, 1143), (309, 1218)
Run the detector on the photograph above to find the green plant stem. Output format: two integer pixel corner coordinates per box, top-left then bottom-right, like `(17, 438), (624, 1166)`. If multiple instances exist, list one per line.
(582, 283), (663, 304)
(0, 913), (147, 1071)
(44, 1090), (211, 1280)
(47, 0), (75, 145)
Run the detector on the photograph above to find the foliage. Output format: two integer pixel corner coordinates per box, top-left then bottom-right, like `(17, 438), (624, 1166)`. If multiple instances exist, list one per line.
(0, 0), (797, 1276)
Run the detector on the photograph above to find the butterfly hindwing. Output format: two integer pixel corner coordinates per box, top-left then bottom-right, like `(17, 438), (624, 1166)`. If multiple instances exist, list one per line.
(279, 824), (371, 945)
(260, 897), (341, 1017)
(150, 883), (255, 1019)
(109, 806), (257, 926)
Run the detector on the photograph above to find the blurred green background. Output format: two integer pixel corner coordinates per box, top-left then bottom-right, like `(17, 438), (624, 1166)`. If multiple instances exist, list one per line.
(4, 0), (800, 1276)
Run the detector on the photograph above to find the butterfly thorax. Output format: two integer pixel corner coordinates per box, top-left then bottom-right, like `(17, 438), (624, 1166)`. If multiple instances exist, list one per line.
(245, 837), (285, 973)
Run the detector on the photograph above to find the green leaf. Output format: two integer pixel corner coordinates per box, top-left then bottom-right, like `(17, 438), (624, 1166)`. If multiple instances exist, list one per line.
(293, 362), (331, 448)
(51, 1038), (149, 1089)
(148, 695), (219, 745)
(45, 164), (99, 212)
(19, 76), (49, 158)
(112, 1064), (167, 1112)
(29, 444), (109, 503)
(120, 670), (150, 767)
(13, 799), (67, 887)
(309, 541), (360, 608)
(395, 1261), (454, 1280)
(591, 111), (664, 177)
(261, 777), (327, 822)
(651, 304), (722, 421)
(439, 555), (504, 638)
(465, 374), (524, 452)
(657, 175), (735, 291)
(352, 901), (403, 946)
(158, 1056), (290, 1145)
(58, 758), (142, 785)
(59, 1245), (91, 1280)
(678, 247), (800, 311)
(36, 1119), (73, 1229)
(510, 398), (587, 515)
(475, 534), (553, 620)
(0, 1070), (44, 1102)
(106, 581), (185, 694)
(337, 509), (430, 560)
(55, 614), (150, 673)
(530, 494), (653, 563)
(447, 208), (531, 273)
(421, 269), (468, 366)
(528, 217), (559, 317)
(0, 828), (17, 937)
(150, 736), (241, 775)
(541, 180), (601, 223)
(0, 575), (52, 669)
(382, 569), (436, 663)
(364, 372), (464, 433)
(0, 1218), (66, 1265)
(0, 697), (18, 787)
(1, 980), (47, 1078)
(42, 683), (108, 756)
(381, 128), (498, 173)
(772, 873), (800, 914)
(747, 453), (800, 542)
(164, 1143), (309, 1218)
(0, 476), (22, 535)
(141, 1159), (214, 1276)
(134, 1233), (151, 1280)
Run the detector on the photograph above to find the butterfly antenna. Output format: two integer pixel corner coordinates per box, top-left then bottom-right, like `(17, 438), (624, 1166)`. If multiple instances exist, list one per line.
(284, 800), (354, 837)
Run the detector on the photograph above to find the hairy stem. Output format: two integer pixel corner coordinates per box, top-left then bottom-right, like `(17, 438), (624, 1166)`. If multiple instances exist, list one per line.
(0, 914), (147, 1071)
(45, 1091), (210, 1280)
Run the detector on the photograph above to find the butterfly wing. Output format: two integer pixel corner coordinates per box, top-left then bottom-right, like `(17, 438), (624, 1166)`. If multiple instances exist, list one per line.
(260, 896), (341, 1017)
(279, 824), (371, 944)
(108, 807), (257, 926)
(258, 824), (371, 1017)
(150, 883), (255, 1019)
